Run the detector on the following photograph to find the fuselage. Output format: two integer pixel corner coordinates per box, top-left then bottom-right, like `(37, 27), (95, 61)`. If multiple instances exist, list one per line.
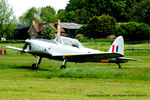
(25, 38), (101, 58)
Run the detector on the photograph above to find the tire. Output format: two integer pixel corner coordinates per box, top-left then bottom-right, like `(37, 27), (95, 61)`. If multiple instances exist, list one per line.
(60, 65), (66, 69)
(32, 63), (38, 70)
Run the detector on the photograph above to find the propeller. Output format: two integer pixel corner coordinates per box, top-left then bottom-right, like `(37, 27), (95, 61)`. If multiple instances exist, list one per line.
(22, 38), (31, 52)
(23, 43), (28, 52)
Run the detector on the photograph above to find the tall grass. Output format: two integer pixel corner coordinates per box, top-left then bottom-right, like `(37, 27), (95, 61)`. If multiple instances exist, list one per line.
(0, 40), (150, 80)
(33, 61), (150, 81)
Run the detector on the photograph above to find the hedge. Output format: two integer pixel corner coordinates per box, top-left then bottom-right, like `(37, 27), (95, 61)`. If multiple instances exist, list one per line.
(0, 40), (25, 43)
(114, 22), (150, 41)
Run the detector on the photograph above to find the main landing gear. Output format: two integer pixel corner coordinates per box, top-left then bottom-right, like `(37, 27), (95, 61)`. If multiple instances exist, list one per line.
(32, 57), (42, 70)
(31, 56), (67, 70)
(60, 59), (67, 69)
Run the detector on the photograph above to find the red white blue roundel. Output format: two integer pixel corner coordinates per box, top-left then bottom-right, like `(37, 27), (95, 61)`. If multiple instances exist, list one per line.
(112, 45), (119, 53)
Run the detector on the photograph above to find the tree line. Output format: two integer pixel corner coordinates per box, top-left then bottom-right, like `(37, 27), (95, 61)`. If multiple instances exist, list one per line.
(59, 0), (150, 25)
(0, 0), (150, 40)
(0, 0), (17, 40)
(18, 0), (150, 25)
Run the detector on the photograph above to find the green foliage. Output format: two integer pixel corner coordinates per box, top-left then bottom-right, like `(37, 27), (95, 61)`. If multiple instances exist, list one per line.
(132, 0), (150, 25)
(75, 34), (84, 41)
(41, 24), (55, 39)
(65, 10), (77, 22)
(63, 0), (136, 23)
(57, 9), (68, 22)
(0, 0), (17, 39)
(40, 6), (57, 23)
(0, 40), (25, 43)
(64, 0), (92, 23)
(79, 14), (117, 38)
(76, 25), (87, 35)
(114, 22), (150, 41)
(19, 6), (57, 25)
(19, 7), (40, 26)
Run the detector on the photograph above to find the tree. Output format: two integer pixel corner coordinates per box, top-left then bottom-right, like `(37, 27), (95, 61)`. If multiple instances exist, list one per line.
(57, 9), (68, 22)
(65, 0), (90, 24)
(110, 0), (136, 22)
(64, 0), (136, 23)
(85, 14), (117, 38)
(41, 24), (55, 39)
(19, 6), (58, 25)
(76, 24), (88, 36)
(65, 0), (88, 12)
(0, 0), (17, 39)
(40, 6), (57, 23)
(19, 7), (40, 25)
(132, 0), (150, 25)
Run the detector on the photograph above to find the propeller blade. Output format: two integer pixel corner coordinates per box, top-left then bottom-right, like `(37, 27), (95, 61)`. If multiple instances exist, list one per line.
(23, 43), (28, 51)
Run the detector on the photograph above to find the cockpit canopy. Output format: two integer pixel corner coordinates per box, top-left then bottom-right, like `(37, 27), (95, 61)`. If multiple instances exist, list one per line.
(54, 36), (83, 48)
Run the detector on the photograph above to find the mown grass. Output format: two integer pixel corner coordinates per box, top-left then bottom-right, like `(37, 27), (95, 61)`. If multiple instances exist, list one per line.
(0, 77), (149, 100)
(0, 40), (150, 99)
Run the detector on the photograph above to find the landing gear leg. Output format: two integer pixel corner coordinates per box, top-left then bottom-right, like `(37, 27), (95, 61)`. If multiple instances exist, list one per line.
(60, 59), (67, 69)
(117, 63), (121, 68)
(32, 56), (42, 70)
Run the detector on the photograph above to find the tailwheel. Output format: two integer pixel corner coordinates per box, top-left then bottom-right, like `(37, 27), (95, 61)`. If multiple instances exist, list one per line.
(117, 63), (121, 68)
(60, 65), (66, 69)
(119, 64), (121, 68)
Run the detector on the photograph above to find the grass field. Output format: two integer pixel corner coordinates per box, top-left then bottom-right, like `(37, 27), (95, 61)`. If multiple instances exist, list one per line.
(0, 40), (150, 100)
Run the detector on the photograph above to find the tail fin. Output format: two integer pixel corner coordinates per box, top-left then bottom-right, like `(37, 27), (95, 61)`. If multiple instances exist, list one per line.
(109, 36), (124, 56)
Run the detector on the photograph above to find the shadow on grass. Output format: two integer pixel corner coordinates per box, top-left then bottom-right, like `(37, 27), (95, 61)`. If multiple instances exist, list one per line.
(0, 65), (50, 71)
(112, 67), (133, 69)
(14, 65), (50, 71)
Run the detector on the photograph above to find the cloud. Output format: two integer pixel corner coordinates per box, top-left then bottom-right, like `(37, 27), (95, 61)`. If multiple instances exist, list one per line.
(8, 0), (69, 17)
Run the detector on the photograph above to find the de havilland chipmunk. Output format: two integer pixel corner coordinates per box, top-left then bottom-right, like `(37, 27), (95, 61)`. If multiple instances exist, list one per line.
(6, 36), (138, 70)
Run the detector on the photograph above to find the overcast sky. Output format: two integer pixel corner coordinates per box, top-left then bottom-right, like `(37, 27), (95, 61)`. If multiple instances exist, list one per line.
(8, 0), (69, 18)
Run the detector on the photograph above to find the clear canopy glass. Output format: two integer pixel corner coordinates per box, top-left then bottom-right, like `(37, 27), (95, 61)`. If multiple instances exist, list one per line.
(54, 36), (83, 48)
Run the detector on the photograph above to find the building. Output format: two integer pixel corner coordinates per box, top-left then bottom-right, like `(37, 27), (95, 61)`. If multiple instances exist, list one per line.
(13, 24), (30, 40)
(61, 23), (83, 38)
(28, 19), (82, 38)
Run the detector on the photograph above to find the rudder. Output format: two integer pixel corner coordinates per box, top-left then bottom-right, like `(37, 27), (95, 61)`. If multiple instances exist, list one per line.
(109, 36), (124, 56)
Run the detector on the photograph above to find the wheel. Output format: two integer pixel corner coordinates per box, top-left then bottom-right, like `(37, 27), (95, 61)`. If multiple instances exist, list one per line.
(116, 63), (122, 69)
(118, 64), (121, 68)
(32, 63), (38, 70)
(60, 65), (66, 69)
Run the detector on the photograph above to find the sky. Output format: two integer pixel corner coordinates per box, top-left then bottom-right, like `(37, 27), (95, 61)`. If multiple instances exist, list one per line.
(8, 0), (69, 18)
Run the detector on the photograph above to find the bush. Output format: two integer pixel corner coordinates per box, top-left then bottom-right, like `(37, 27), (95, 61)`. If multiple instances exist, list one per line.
(114, 22), (150, 41)
(77, 14), (117, 38)
(76, 25), (87, 36)
(75, 34), (84, 41)
(41, 24), (55, 39)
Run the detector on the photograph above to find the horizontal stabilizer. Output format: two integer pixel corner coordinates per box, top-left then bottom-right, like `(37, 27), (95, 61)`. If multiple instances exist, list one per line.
(118, 57), (140, 61)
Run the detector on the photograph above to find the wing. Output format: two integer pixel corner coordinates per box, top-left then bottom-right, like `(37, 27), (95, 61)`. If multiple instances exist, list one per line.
(6, 46), (28, 53)
(52, 52), (124, 63)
